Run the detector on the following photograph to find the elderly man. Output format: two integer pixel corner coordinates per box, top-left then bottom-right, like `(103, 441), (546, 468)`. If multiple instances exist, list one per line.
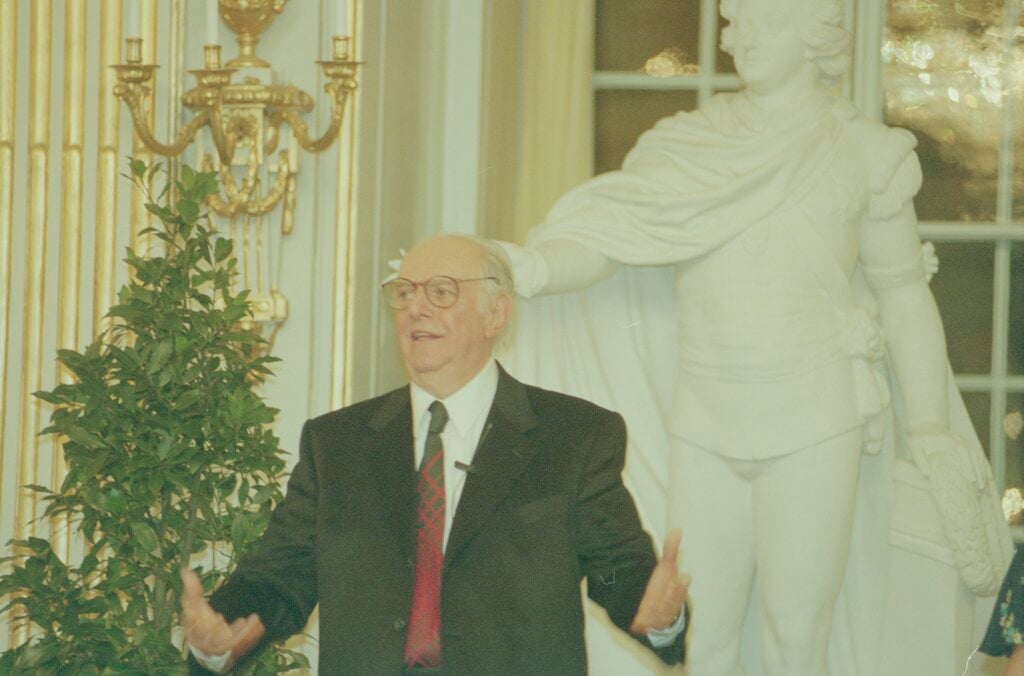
(181, 234), (689, 674)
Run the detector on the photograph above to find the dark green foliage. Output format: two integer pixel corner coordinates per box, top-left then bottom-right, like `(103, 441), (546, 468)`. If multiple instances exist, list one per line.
(0, 161), (308, 674)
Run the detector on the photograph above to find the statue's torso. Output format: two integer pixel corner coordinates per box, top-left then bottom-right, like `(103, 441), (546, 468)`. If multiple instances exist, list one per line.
(668, 122), (876, 459)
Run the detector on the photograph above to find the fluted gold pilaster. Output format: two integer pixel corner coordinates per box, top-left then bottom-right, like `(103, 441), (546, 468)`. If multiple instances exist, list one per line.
(167, 0), (184, 203)
(0, 0), (17, 555)
(93, 0), (122, 337)
(332, 0), (361, 409)
(14, 0), (53, 645)
(130, 0), (158, 256)
(53, 0), (88, 563)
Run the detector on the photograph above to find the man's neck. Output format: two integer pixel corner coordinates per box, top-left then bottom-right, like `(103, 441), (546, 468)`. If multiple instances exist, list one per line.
(411, 358), (495, 401)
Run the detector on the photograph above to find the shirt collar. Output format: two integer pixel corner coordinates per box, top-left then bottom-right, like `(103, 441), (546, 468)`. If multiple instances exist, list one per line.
(410, 359), (499, 436)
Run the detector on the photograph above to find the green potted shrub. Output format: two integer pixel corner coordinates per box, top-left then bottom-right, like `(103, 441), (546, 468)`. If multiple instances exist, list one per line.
(0, 161), (307, 674)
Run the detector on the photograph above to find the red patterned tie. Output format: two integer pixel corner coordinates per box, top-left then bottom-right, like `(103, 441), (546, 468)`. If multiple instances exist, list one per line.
(404, 400), (448, 668)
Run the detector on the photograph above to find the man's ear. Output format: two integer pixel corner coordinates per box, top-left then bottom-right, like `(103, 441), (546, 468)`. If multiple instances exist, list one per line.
(484, 293), (512, 339)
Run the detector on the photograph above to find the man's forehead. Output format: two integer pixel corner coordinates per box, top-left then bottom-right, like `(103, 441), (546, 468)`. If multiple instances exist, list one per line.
(399, 237), (484, 278)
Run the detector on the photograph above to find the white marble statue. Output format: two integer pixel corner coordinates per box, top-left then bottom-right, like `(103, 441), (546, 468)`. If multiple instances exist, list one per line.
(496, 0), (1013, 674)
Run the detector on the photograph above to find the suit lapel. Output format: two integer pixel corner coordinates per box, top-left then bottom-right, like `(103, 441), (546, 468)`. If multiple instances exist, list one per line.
(368, 387), (418, 550)
(444, 367), (539, 566)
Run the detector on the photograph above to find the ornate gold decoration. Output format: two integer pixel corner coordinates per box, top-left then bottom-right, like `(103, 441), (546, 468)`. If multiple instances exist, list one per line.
(884, 1), (1024, 216)
(113, 0), (359, 337)
(1003, 487), (1024, 523)
(644, 48), (699, 77)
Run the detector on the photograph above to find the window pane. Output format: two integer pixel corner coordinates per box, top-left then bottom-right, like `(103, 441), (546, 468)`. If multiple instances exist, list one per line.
(963, 391), (992, 455)
(883, 1), (1014, 221)
(594, 89), (698, 174)
(716, 11), (735, 74)
(595, 0), (700, 72)
(1012, 243), (1024, 375)
(930, 242), (994, 373)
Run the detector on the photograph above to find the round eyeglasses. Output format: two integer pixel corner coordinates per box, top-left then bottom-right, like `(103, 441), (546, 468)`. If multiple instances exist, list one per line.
(380, 275), (497, 310)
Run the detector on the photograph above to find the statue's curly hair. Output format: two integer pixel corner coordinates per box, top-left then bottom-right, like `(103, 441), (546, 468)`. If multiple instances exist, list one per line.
(719, 0), (851, 85)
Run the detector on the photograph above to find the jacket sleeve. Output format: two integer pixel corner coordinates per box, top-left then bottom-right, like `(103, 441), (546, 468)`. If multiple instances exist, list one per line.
(573, 410), (687, 664)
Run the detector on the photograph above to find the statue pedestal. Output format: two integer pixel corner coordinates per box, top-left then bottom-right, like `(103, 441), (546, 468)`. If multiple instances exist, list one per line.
(882, 460), (1002, 675)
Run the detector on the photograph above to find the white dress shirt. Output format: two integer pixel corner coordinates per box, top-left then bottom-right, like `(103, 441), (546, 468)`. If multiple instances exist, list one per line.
(410, 358), (498, 550)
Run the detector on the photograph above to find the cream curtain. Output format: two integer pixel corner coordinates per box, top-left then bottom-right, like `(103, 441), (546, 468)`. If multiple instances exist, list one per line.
(479, 0), (595, 244)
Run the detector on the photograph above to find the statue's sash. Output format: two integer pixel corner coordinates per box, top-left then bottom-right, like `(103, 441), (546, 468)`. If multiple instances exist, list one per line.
(529, 93), (847, 265)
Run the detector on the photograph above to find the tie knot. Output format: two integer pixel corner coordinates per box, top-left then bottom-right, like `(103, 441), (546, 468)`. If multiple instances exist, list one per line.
(427, 401), (448, 434)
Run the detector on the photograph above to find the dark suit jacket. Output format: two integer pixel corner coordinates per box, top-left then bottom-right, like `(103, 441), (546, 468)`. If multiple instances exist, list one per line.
(193, 366), (686, 674)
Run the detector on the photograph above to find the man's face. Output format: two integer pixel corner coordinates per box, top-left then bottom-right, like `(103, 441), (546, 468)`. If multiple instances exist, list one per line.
(393, 236), (507, 398)
(731, 0), (810, 94)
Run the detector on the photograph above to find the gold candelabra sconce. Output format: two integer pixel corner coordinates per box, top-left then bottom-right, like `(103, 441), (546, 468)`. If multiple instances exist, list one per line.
(112, 0), (358, 343)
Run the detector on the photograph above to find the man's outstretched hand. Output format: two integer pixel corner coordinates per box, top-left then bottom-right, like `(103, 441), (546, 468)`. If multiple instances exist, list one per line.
(631, 529), (690, 634)
(181, 568), (265, 669)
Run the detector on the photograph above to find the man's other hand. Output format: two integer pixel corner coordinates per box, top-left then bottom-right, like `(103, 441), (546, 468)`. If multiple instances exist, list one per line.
(630, 529), (690, 634)
(181, 568), (265, 668)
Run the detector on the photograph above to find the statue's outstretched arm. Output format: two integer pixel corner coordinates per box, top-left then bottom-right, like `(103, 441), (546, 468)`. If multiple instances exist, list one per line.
(495, 239), (620, 298)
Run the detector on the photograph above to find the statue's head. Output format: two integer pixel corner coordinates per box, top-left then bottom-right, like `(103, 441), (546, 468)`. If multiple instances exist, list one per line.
(720, 0), (850, 90)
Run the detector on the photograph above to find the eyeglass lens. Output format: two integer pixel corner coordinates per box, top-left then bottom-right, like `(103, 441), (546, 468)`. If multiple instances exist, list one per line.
(384, 276), (460, 309)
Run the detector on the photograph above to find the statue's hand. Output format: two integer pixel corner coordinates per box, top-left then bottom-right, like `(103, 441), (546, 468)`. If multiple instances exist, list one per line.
(908, 426), (989, 491)
(491, 240), (550, 299)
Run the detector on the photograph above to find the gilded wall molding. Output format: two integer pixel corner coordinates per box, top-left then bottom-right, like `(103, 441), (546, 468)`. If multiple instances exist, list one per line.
(0, 0), (16, 526)
(130, 0), (158, 257)
(13, 0), (53, 646)
(332, 0), (361, 409)
(93, 0), (122, 337)
(52, 0), (88, 565)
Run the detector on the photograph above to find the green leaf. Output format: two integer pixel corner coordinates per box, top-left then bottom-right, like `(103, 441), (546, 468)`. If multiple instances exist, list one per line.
(94, 486), (128, 514)
(129, 157), (146, 178)
(177, 198), (200, 225)
(147, 338), (173, 375)
(65, 426), (106, 450)
(230, 512), (247, 552)
(251, 485), (275, 505)
(174, 389), (204, 410)
(156, 433), (173, 460)
(144, 202), (174, 223)
(214, 237), (233, 263)
(129, 521), (159, 556)
(34, 390), (64, 405)
(181, 164), (196, 191)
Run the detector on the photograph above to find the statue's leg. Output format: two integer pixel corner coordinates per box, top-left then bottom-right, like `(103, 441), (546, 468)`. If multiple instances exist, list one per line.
(669, 436), (757, 676)
(752, 428), (862, 676)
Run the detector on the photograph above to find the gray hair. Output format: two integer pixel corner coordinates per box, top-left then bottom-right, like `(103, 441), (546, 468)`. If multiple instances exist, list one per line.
(460, 235), (516, 347)
(475, 239), (514, 310)
(719, 0), (850, 85)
